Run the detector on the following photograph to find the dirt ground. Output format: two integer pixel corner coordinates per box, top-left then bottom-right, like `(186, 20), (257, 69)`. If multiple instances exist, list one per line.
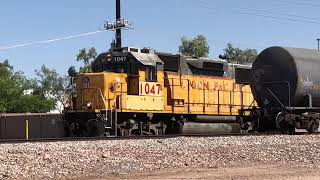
(91, 165), (320, 180)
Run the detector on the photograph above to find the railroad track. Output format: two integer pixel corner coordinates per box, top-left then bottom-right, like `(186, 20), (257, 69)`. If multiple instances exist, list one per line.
(0, 132), (297, 144)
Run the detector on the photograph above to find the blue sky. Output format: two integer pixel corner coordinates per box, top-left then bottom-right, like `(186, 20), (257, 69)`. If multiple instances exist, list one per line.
(1, 0), (320, 77)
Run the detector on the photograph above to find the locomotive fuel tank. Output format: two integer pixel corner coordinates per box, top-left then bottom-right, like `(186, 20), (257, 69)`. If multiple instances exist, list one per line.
(251, 46), (320, 108)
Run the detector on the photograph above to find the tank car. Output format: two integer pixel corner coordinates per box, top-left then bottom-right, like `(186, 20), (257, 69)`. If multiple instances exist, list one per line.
(250, 46), (320, 133)
(63, 47), (256, 137)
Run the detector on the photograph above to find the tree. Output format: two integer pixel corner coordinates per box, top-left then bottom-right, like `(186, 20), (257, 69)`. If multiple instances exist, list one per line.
(0, 60), (55, 113)
(34, 65), (68, 113)
(76, 47), (97, 73)
(68, 66), (78, 77)
(179, 35), (210, 58)
(221, 43), (258, 64)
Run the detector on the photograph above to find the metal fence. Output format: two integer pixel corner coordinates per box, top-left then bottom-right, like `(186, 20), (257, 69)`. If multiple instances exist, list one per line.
(0, 113), (64, 140)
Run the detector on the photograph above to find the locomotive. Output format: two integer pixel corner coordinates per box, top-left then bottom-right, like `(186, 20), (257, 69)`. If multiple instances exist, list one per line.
(63, 47), (256, 136)
(249, 46), (320, 133)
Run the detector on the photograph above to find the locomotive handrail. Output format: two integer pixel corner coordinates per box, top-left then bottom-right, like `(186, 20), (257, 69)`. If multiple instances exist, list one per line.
(79, 88), (98, 109)
(164, 76), (255, 114)
(97, 88), (107, 109)
(79, 87), (109, 110)
(97, 88), (111, 129)
(163, 77), (251, 92)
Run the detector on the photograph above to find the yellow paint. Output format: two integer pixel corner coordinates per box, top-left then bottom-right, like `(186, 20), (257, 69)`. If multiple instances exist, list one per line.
(124, 95), (164, 111)
(68, 69), (256, 118)
(162, 73), (256, 115)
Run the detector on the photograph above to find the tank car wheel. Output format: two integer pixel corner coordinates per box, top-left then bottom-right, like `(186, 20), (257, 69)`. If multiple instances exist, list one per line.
(307, 118), (319, 134)
(276, 112), (290, 134)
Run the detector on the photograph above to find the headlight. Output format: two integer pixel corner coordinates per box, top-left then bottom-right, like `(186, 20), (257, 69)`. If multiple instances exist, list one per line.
(64, 103), (71, 110)
(87, 102), (93, 110)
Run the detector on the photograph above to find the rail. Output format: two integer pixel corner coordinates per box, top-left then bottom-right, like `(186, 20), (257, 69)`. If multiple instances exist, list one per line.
(0, 132), (290, 144)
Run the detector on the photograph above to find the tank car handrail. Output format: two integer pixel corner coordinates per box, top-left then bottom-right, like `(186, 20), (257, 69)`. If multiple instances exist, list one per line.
(263, 81), (291, 109)
(247, 100), (256, 109)
(266, 88), (285, 108)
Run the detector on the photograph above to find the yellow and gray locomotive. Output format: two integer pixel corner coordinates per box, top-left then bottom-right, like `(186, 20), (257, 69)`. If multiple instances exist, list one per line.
(64, 47), (256, 136)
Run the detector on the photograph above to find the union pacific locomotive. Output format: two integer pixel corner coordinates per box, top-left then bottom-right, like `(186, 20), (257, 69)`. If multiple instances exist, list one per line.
(64, 47), (256, 136)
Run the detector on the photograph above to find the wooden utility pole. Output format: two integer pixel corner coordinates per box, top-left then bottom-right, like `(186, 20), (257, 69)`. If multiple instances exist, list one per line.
(104, 0), (132, 49)
(116, 0), (122, 48)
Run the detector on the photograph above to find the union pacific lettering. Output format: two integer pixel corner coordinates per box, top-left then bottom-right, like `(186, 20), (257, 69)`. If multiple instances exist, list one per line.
(189, 80), (242, 91)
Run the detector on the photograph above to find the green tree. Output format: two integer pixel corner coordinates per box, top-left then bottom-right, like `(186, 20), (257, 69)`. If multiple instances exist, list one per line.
(34, 65), (68, 113)
(179, 35), (210, 57)
(0, 60), (54, 113)
(76, 47), (97, 73)
(221, 43), (258, 64)
(67, 66), (78, 77)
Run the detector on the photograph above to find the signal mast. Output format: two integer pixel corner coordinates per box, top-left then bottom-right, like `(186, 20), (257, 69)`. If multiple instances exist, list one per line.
(104, 0), (132, 48)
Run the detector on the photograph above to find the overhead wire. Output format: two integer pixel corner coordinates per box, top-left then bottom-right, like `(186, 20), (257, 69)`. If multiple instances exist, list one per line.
(221, 0), (320, 21)
(0, 30), (107, 51)
(275, 0), (320, 8)
(2, 0), (318, 52)
(303, 0), (320, 4)
(198, 0), (320, 25)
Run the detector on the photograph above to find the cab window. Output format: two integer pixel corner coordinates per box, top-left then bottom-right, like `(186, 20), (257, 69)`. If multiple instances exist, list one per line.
(146, 66), (157, 82)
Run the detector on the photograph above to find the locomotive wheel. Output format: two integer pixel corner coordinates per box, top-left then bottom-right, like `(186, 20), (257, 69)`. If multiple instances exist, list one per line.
(64, 123), (74, 137)
(307, 118), (320, 134)
(86, 119), (105, 137)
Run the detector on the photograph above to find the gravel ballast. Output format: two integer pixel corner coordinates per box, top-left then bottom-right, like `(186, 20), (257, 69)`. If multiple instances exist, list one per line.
(1, 135), (320, 179)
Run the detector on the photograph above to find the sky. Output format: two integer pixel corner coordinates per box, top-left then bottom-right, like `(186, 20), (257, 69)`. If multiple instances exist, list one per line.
(1, 0), (320, 77)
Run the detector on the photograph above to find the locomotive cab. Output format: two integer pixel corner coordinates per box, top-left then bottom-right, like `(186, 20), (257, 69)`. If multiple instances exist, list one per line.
(91, 47), (164, 95)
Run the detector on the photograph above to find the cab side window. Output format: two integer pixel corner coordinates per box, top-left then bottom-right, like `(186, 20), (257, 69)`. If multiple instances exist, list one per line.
(146, 66), (157, 82)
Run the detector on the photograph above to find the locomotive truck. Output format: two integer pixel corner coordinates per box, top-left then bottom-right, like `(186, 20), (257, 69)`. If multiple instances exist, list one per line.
(63, 47), (256, 136)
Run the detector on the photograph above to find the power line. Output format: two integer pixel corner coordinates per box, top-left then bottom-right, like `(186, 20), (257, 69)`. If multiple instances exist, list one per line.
(198, 0), (320, 25)
(202, 0), (320, 8)
(0, 30), (106, 51)
(200, 5), (319, 25)
(276, 0), (320, 8)
(220, 0), (320, 21)
(304, 0), (320, 4)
